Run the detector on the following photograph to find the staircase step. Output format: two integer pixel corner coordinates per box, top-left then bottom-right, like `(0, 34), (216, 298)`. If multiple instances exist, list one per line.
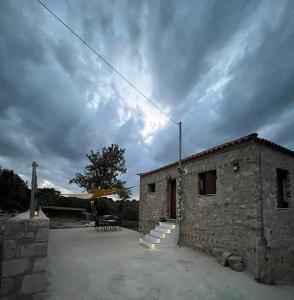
(150, 230), (165, 239)
(159, 222), (176, 229)
(144, 234), (160, 244)
(139, 222), (179, 249)
(139, 237), (155, 249)
(156, 242), (178, 248)
(166, 218), (176, 223)
(155, 226), (171, 234)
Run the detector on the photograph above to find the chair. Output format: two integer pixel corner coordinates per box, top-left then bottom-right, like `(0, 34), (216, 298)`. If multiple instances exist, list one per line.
(92, 211), (120, 232)
(103, 215), (119, 231)
(95, 215), (107, 232)
(89, 204), (103, 231)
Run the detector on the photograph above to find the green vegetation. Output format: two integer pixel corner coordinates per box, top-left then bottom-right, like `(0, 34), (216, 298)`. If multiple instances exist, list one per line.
(36, 188), (86, 208)
(0, 167), (30, 212)
(91, 197), (138, 221)
(69, 144), (131, 200)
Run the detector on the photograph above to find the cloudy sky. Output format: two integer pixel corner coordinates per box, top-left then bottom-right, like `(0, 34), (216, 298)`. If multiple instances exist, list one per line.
(0, 0), (293, 198)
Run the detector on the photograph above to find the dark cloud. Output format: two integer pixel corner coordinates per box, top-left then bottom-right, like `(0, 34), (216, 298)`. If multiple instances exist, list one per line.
(0, 0), (293, 197)
(213, 0), (294, 139)
(147, 0), (259, 106)
(150, 0), (294, 163)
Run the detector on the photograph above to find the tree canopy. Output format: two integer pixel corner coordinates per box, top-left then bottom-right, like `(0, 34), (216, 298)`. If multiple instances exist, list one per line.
(36, 187), (61, 206)
(0, 167), (30, 212)
(69, 144), (131, 200)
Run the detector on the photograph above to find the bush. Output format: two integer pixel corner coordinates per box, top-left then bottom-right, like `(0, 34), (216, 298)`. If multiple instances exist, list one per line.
(0, 168), (30, 212)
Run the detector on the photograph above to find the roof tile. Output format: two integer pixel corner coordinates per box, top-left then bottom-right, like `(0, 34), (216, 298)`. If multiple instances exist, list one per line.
(139, 133), (294, 177)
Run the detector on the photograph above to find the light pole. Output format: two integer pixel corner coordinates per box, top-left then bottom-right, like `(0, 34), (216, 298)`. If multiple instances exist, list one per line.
(30, 161), (38, 218)
(178, 121), (183, 247)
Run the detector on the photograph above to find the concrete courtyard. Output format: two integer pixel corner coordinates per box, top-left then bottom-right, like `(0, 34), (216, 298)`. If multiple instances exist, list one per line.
(47, 227), (294, 300)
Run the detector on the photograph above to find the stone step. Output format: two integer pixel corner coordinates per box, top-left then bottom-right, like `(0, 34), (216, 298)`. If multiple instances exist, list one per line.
(139, 237), (155, 249)
(150, 230), (165, 239)
(159, 222), (176, 229)
(155, 226), (171, 234)
(144, 234), (160, 244)
(156, 242), (178, 248)
(166, 218), (176, 223)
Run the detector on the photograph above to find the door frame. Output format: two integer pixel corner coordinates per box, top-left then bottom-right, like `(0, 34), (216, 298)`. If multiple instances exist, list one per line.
(169, 179), (177, 219)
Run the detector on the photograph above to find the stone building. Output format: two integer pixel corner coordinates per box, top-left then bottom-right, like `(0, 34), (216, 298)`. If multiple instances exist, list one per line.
(139, 133), (294, 284)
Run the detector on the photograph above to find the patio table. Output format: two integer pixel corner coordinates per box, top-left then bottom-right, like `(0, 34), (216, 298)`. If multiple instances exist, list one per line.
(95, 215), (119, 231)
(104, 219), (118, 231)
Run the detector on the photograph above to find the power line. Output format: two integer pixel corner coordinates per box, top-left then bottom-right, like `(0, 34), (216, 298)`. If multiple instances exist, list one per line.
(38, 164), (73, 181)
(38, 163), (136, 188)
(2, 160), (173, 195)
(38, 163), (170, 191)
(35, 0), (179, 125)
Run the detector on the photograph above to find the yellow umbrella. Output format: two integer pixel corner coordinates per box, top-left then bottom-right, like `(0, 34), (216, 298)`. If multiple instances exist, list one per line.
(63, 188), (124, 199)
(92, 188), (124, 198)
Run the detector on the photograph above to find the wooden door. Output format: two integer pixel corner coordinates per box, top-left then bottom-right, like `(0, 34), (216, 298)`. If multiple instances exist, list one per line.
(170, 179), (176, 219)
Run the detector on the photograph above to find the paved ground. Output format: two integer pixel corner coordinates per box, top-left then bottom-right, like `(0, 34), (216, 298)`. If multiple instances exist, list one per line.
(47, 227), (294, 300)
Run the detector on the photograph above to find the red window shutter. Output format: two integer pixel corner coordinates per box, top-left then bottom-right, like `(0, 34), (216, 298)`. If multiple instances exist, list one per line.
(205, 171), (216, 194)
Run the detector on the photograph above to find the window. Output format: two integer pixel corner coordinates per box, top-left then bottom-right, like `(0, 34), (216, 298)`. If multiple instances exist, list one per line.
(199, 170), (216, 195)
(277, 168), (290, 208)
(148, 183), (155, 192)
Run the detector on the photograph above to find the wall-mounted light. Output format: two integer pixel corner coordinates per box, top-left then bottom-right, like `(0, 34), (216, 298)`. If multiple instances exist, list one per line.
(182, 167), (188, 175)
(231, 160), (240, 172)
(34, 210), (39, 217)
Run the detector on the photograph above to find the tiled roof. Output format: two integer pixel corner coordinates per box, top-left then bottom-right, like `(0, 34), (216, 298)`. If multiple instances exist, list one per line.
(139, 133), (294, 177)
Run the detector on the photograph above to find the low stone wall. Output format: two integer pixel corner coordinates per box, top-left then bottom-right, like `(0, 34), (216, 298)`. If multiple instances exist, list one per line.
(0, 211), (50, 299)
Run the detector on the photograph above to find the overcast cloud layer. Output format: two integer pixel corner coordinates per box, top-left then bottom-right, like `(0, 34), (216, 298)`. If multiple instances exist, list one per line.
(0, 0), (293, 197)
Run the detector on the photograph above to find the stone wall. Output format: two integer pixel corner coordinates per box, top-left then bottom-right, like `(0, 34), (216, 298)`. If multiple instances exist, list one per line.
(0, 211), (50, 299)
(180, 142), (262, 275)
(257, 145), (294, 284)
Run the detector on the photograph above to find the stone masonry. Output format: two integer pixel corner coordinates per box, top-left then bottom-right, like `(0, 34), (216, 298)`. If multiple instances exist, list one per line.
(0, 210), (50, 299)
(139, 134), (294, 284)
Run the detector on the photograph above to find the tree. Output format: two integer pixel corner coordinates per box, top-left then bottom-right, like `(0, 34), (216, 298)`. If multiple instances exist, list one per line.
(93, 197), (111, 216)
(36, 188), (61, 206)
(0, 167), (30, 211)
(69, 144), (131, 200)
(116, 199), (138, 221)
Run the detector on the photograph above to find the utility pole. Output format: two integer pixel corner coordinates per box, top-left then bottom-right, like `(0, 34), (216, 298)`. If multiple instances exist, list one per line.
(178, 121), (183, 247)
(30, 161), (38, 218)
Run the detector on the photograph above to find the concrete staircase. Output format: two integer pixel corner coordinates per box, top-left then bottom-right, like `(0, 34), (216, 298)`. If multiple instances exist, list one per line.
(139, 221), (179, 249)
